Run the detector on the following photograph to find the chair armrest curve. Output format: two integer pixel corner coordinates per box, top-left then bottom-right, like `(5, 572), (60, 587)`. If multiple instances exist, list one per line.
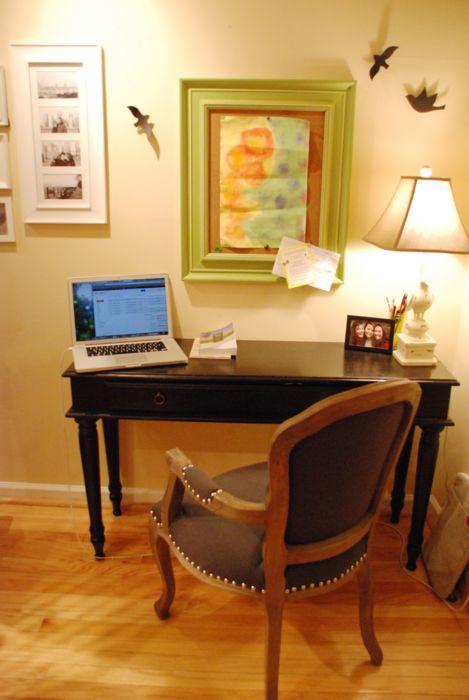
(166, 447), (266, 525)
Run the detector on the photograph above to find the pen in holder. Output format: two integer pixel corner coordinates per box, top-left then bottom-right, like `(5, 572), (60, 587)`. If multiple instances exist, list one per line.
(393, 313), (405, 348)
(387, 293), (408, 349)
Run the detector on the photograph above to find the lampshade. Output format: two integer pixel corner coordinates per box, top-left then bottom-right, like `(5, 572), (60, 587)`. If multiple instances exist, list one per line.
(364, 175), (469, 254)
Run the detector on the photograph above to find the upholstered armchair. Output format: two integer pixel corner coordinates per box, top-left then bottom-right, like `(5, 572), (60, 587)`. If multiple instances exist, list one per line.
(149, 379), (421, 699)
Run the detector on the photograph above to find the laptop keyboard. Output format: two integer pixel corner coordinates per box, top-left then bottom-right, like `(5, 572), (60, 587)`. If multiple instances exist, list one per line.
(86, 340), (167, 357)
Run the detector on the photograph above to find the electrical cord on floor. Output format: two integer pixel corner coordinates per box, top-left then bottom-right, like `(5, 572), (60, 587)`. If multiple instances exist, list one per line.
(383, 427), (469, 614)
(377, 519), (469, 619)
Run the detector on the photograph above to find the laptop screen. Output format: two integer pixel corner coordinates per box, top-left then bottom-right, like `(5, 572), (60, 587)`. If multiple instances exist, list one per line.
(70, 275), (172, 343)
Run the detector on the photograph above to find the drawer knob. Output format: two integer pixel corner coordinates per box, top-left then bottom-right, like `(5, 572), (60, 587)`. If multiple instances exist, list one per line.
(153, 391), (166, 407)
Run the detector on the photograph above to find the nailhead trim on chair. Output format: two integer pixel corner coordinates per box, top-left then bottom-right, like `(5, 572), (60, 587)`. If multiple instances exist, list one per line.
(180, 463), (224, 504)
(150, 508), (367, 596)
(284, 555), (367, 594)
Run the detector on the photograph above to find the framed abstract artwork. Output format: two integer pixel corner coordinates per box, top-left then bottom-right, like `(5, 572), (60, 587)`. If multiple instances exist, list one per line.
(9, 44), (107, 224)
(181, 79), (355, 282)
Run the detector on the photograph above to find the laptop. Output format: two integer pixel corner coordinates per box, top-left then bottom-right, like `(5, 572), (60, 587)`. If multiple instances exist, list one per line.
(68, 273), (188, 372)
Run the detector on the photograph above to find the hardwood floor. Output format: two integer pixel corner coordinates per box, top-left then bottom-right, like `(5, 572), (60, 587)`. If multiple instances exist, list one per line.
(0, 498), (467, 699)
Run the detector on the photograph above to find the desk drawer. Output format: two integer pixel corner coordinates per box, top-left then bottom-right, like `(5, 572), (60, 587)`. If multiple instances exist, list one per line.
(106, 382), (202, 416)
(104, 381), (342, 422)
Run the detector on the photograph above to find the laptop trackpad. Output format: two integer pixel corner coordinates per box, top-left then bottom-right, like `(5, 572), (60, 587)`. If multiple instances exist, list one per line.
(120, 356), (150, 366)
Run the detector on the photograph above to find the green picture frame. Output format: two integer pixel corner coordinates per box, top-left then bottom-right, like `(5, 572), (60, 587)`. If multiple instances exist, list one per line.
(181, 79), (356, 283)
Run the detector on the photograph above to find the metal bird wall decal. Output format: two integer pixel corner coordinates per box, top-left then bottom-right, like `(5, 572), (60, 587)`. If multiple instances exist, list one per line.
(127, 105), (160, 158)
(127, 105), (154, 138)
(406, 88), (446, 113)
(369, 45), (398, 79)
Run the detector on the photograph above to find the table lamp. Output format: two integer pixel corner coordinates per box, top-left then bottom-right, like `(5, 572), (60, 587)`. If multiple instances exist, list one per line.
(363, 168), (469, 366)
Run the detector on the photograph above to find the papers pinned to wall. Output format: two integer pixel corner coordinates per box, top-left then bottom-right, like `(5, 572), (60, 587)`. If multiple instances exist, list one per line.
(278, 244), (315, 288)
(272, 236), (340, 291)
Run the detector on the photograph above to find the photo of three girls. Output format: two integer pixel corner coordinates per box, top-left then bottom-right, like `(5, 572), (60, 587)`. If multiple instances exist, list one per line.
(349, 318), (391, 351)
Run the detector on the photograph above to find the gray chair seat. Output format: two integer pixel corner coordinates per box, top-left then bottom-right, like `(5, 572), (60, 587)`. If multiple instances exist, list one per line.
(149, 379), (421, 699)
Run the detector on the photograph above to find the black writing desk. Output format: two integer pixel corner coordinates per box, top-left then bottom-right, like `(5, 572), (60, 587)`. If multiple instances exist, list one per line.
(63, 339), (459, 568)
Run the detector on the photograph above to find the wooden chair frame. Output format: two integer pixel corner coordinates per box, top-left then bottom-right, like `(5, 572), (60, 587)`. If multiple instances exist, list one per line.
(149, 379), (421, 699)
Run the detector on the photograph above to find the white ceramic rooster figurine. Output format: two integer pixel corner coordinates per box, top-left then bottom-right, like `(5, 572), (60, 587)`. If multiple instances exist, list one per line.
(406, 280), (434, 338)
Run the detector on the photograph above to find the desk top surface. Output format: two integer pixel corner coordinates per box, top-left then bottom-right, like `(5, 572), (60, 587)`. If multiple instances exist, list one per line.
(64, 339), (458, 386)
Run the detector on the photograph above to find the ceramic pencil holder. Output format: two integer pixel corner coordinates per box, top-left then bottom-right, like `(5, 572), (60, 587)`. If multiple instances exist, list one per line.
(393, 313), (406, 348)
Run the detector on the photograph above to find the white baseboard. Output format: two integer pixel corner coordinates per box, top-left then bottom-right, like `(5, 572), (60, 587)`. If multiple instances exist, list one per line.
(1, 482), (443, 525)
(401, 493), (441, 527)
(0, 481), (163, 504)
(384, 491), (441, 528)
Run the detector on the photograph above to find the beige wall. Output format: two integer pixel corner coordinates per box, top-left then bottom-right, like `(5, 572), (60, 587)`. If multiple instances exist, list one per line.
(1, 0), (468, 504)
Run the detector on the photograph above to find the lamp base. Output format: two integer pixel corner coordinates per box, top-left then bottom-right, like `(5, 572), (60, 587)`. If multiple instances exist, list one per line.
(393, 332), (437, 366)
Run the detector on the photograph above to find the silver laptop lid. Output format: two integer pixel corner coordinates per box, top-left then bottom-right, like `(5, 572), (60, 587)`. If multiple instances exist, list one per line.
(68, 273), (173, 345)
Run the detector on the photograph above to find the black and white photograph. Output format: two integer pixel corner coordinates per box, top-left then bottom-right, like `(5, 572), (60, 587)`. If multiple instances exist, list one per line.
(0, 66), (8, 125)
(43, 173), (83, 200)
(344, 315), (395, 355)
(10, 44), (106, 223)
(0, 133), (11, 187)
(0, 201), (6, 235)
(0, 197), (15, 242)
(39, 107), (80, 133)
(41, 141), (81, 167)
(36, 69), (79, 99)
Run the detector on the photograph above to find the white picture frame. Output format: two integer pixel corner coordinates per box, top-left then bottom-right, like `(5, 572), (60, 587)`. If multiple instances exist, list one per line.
(0, 67), (8, 125)
(9, 44), (107, 224)
(0, 196), (15, 242)
(0, 133), (11, 187)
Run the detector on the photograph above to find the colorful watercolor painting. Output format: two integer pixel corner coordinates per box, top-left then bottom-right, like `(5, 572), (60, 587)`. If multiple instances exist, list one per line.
(219, 115), (310, 248)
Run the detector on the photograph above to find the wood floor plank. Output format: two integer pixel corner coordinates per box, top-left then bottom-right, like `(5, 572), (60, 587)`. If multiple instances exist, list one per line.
(0, 499), (467, 699)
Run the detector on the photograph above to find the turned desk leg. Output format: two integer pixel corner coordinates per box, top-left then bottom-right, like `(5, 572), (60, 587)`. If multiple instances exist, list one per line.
(76, 417), (105, 558)
(390, 427), (415, 524)
(103, 418), (122, 516)
(406, 424), (444, 571)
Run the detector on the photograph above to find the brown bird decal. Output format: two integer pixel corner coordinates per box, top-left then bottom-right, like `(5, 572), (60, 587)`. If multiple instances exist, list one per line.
(369, 46), (398, 79)
(406, 88), (445, 112)
(127, 105), (154, 138)
(127, 105), (160, 158)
